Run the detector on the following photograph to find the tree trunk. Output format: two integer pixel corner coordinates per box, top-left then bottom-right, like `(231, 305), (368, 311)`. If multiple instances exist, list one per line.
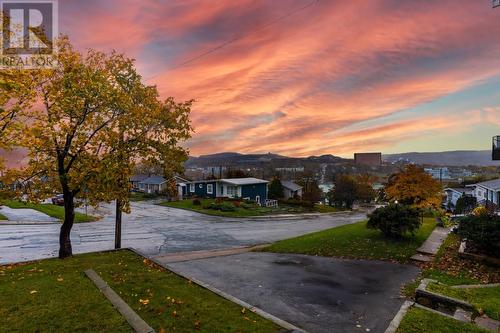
(59, 190), (75, 259)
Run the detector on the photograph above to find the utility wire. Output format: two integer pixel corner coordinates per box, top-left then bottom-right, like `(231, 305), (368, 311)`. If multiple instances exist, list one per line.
(146, 0), (319, 81)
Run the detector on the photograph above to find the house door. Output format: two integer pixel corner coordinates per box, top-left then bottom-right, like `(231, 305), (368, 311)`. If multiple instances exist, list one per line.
(256, 196), (260, 205)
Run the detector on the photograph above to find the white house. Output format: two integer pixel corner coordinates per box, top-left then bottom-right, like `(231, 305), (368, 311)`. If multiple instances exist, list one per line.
(468, 178), (500, 208)
(281, 181), (303, 199)
(443, 187), (474, 208)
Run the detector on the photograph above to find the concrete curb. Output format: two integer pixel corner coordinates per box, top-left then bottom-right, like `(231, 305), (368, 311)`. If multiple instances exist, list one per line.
(152, 244), (270, 263)
(129, 248), (307, 333)
(415, 279), (474, 311)
(84, 269), (155, 333)
(384, 300), (414, 333)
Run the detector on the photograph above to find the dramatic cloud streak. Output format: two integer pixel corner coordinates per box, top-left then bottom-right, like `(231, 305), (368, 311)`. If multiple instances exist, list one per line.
(60, 0), (500, 157)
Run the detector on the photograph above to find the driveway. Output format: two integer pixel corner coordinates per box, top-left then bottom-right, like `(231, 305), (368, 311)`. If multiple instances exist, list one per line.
(0, 206), (59, 222)
(167, 252), (419, 333)
(0, 201), (366, 264)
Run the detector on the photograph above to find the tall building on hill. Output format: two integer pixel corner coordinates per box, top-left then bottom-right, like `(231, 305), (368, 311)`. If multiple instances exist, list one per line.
(354, 153), (382, 166)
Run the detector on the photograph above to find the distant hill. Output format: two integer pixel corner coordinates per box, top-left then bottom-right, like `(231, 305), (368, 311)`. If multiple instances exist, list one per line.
(383, 150), (500, 166)
(186, 152), (347, 167)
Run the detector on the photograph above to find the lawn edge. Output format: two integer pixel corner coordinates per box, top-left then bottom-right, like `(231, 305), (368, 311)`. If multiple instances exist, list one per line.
(159, 202), (351, 219)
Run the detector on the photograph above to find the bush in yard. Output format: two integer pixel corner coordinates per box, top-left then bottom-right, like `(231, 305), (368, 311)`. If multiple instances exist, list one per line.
(455, 195), (477, 214)
(280, 199), (314, 209)
(456, 214), (500, 257)
(192, 198), (201, 206)
(367, 204), (422, 238)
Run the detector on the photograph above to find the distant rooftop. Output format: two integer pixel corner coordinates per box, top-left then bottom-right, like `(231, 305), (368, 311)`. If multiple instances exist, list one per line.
(140, 175), (167, 185)
(473, 178), (500, 191)
(445, 187), (473, 194)
(219, 178), (269, 185)
(281, 181), (302, 191)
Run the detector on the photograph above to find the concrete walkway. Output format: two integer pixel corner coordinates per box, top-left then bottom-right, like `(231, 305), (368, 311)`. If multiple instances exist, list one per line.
(165, 252), (420, 333)
(411, 226), (449, 262)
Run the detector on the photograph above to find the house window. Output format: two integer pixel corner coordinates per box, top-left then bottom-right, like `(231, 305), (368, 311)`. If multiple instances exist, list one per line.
(207, 184), (213, 194)
(227, 186), (237, 197)
(190, 184), (195, 192)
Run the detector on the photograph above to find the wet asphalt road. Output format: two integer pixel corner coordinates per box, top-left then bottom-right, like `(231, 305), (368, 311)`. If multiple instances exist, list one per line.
(0, 201), (366, 264)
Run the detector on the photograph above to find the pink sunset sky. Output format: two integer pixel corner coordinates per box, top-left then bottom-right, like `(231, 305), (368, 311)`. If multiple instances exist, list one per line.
(61, 0), (500, 157)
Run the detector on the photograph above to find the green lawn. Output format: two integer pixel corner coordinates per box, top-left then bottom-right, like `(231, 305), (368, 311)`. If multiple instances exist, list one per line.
(130, 192), (164, 202)
(262, 218), (436, 263)
(0, 200), (97, 223)
(396, 307), (489, 333)
(0, 213), (7, 220)
(427, 283), (500, 321)
(160, 198), (340, 217)
(0, 250), (281, 333)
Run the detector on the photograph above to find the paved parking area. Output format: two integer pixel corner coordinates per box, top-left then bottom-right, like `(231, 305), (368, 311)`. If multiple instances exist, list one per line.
(167, 252), (419, 333)
(0, 201), (366, 264)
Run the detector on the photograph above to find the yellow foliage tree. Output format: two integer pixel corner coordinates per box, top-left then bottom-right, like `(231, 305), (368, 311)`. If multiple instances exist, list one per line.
(385, 164), (442, 209)
(12, 38), (192, 258)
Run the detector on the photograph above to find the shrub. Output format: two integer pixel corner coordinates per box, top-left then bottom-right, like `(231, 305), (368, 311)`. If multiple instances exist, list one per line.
(456, 214), (500, 257)
(280, 199), (314, 209)
(367, 204), (422, 238)
(192, 199), (201, 206)
(233, 200), (241, 207)
(207, 202), (236, 212)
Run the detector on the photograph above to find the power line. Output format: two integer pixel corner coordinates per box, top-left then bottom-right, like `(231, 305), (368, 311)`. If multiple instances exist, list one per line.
(146, 0), (319, 81)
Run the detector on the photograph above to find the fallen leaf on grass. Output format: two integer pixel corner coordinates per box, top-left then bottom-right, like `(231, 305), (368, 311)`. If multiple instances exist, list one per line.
(241, 308), (246, 314)
(139, 299), (150, 305)
(172, 310), (178, 317)
(57, 277), (64, 282)
(194, 320), (201, 329)
(30, 290), (37, 294)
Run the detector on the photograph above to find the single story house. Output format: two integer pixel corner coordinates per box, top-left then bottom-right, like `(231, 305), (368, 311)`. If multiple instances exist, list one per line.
(130, 174), (149, 190)
(281, 181), (302, 199)
(186, 177), (269, 205)
(138, 175), (168, 194)
(443, 187), (474, 208)
(468, 178), (500, 208)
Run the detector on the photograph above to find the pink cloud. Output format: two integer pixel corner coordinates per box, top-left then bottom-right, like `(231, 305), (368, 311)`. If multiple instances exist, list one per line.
(61, 0), (500, 156)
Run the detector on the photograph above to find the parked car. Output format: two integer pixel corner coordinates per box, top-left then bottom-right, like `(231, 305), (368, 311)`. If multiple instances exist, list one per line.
(51, 194), (64, 206)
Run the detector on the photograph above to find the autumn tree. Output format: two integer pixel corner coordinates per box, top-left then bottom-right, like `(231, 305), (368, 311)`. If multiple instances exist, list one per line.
(297, 174), (322, 204)
(14, 38), (192, 258)
(385, 165), (442, 209)
(327, 174), (376, 209)
(268, 176), (284, 200)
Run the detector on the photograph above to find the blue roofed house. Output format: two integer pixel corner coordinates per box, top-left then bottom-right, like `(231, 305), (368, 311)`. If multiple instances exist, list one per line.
(138, 175), (168, 194)
(186, 177), (269, 205)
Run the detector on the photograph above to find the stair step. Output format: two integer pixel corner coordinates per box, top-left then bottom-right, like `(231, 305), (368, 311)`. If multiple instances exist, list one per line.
(410, 253), (432, 262)
(475, 316), (500, 332)
(453, 308), (472, 322)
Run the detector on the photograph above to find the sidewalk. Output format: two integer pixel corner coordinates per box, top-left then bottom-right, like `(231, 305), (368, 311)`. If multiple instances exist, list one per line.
(411, 226), (450, 262)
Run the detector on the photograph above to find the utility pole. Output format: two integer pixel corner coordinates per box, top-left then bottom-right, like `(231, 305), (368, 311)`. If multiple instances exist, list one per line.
(115, 128), (125, 249)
